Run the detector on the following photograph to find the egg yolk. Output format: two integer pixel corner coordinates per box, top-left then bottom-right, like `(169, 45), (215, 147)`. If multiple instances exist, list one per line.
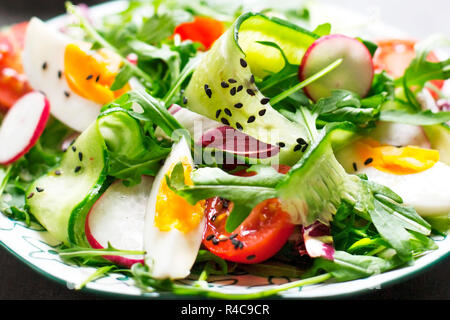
(64, 44), (130, 105)
(154, 157), (205, 233)
(356, 138), (439, 175)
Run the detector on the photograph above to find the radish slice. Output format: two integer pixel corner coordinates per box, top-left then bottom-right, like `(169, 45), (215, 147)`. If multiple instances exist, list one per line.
(0, 91), (50, 165)
(156, 105), (279, 159)
(85, 176), (153, 268)
(201, 126), (279, 159)
(299, 34), (374, 102)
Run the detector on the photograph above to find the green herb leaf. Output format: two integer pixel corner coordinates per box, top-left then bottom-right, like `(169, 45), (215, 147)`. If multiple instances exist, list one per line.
(379, 109), (450, 125)
(305, 250), (395, 282)
(166, 162), (278, 232)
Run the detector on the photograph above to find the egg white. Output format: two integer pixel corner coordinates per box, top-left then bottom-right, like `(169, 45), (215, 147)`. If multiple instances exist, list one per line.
(336, 141), (450, 217)
(22, 17), (102, 132)
(143, 136), (206, 279)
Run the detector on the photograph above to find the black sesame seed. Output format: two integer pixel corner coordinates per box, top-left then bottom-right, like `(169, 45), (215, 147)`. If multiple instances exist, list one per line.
(212, 237), (220, 245)
(224, 108), (232, 117)
(86, 74), (93, 80)
(95, 75), (100, 82)
(247, 115), (256, 123)
(221, 118), (230, 126)
(222, 199), (230, 209)
(260, 97), (270, 105)
(238, 241), (244, 249)
(228, 78), (237, 83)
(211, 214), (217, 222)
(231, 238), (239, 246)
(246, 88), (255, 96)
(64, 91), (70, 98)
(364, 158), (373, 165)
(36, 187), (44, 193)
(206, 234), (215, 241)
(240, 58), (247, 68)
(57, 70), (62, 79)
(27, 193), (34, 199)
(237, 85), (243, 92)
(71, 145), (76, 152)
(297, 137), (307, 145)
(215, 109), (222, 118)
(74, 166), (82, 173)
(234, 103), (243, 109)
(277, 142), (286, 148)
(204, 85), (212, 98)
(294, 144), (302, 152)
(55, 170), (61, 176)
(302, 144), (308, 152)
(352, 162), (358, 172)
(42, 62), (48, 70)
(183, 96), (188, 105)
(258, 109), (266, 116)
(221, 81), (229, 88)
(230, 87), (236, 96)
(78, 152), (83, 161)
(236, 122), (243, 131)
(250, 75), (255, 84)
(246, 254), (256, 260)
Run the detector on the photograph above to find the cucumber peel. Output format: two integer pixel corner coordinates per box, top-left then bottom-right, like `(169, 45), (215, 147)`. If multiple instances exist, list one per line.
(26, 121), (109, 245)
(184, 12), (319, 165)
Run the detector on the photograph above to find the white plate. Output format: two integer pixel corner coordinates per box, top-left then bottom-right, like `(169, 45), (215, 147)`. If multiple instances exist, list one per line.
(0, 0), (448, 299)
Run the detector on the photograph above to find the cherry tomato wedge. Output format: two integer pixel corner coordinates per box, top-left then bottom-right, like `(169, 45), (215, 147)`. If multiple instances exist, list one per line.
(202, 166), (295, 264)
(173, 16), (225, 50)
(0, 22), (31, 110)
(373, 39), (444, 99)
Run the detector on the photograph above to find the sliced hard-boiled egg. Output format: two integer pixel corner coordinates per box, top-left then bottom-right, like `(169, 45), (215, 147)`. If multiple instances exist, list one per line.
(143, 136), (206, 279)
(22, 17), (129, 132)
(336, 138), (450, 216)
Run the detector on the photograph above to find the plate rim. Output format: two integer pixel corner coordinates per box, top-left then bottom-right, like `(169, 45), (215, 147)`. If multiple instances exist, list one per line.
(0, 0), (448, 300)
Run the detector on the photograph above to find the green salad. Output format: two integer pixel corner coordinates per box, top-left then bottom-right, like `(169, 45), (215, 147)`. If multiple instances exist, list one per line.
(0, 0), (449, 299)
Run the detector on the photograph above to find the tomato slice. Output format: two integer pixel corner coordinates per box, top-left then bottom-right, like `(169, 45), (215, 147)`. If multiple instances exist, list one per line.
(202, 166), (295, 264)
(373, 39), (444, 99)
(0, 22), (31, 110)
(173, 16), (225, 50)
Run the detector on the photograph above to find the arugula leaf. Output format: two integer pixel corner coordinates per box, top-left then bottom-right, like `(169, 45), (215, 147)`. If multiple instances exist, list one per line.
(127, 88), (187, 140)
(137, 14), (178, 44)
(128, 40), (181, 87)
(357, 38), (378, 57)
(166, 162), (278, 232)
(110, 64), (134, 91)
(367, 201), (414, 261)
(379, 109), (450, 125)
(369, 71), (395, 99)
(312, 90), (384, 127)
(312, 23), (331, 37)
(98, 106), (171, 186)
(305, 250), (395, 282)
(398, 35), (450, 109)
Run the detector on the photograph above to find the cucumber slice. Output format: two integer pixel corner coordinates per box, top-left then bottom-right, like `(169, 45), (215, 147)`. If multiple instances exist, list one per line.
(184, 13), (318, 165)
(26, 121), (108, 245)
(423, 123), (450, 165)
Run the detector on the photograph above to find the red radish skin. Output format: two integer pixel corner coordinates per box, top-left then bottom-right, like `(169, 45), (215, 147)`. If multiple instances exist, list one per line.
(299, 34), (374, 102)
(0, 91), (50, 164)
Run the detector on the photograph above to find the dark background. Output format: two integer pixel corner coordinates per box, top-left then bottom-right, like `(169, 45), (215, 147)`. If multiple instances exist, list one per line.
(0, 0), (449, 300)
